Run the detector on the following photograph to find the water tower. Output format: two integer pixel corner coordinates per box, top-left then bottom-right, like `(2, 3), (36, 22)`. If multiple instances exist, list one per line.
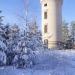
(40, 0), (63, 48)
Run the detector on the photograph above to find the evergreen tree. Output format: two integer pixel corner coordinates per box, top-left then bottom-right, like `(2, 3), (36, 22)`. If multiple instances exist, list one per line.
(62, 21), (69, 43)
(5, 24), (20, 65)
(70, 21), (75, 48)
(0, 10), (7, 66)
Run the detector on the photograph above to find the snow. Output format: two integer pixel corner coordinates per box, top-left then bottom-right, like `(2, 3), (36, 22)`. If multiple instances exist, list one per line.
(1, 50), (75, 75)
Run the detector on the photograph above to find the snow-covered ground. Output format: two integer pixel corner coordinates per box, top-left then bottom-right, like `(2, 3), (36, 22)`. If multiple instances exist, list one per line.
(0, 50), (75, 75)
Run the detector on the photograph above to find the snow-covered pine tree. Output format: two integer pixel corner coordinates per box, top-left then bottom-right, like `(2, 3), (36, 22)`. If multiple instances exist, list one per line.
(4, 24), (20, 65)
(13, 19), (44, 68)
(0, 10), (7, 66)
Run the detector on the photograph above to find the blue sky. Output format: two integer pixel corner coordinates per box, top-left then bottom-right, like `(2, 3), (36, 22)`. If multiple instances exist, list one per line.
(0, 0), (75, 27)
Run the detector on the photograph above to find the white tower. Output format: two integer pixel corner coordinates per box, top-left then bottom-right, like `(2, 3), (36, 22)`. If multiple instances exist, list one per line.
(40, 0), (63, 48)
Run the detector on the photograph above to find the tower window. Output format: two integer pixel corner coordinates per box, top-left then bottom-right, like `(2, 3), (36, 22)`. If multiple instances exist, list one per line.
(44, 25), (47, 33)
(44, 12), (47, 19)
(44, 3), (47, 6)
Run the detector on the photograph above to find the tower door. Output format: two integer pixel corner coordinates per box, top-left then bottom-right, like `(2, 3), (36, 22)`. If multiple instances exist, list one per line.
(44, 39), (48, 47)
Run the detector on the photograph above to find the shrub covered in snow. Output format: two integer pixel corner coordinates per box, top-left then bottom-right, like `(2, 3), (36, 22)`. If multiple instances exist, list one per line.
(11, 29), (45, 68)
(0, 51), (6, 66)
(13, 51), (33, 68)
(0, 14), (46, 68)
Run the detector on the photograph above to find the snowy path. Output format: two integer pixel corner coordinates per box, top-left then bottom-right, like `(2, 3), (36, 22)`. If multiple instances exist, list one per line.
(0, 50), (75, 75)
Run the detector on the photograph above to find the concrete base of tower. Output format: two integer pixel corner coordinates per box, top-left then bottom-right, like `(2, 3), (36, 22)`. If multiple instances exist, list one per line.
(48, 41), (62, 49)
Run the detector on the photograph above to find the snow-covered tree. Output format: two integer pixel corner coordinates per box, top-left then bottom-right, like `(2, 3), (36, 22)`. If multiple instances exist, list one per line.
(62, 21), (69, 43)
(5, 24), (20, 65)
(13, 35), (33, 68)
(0, 11), (7, 66)
(0, 50), (6, 66)
(12, 21), (44, 68)
(70, 21), (75, 48)
(0, 10), (45, 68)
